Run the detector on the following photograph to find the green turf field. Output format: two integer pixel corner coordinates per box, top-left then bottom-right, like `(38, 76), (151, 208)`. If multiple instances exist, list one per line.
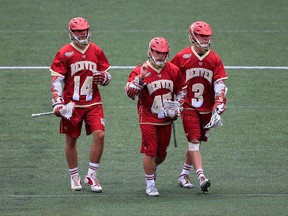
(0, 0), (287, 215)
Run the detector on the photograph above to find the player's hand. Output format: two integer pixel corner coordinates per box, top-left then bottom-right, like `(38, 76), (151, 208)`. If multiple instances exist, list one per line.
(164, 106), (180, 120)
(93, 71), (112, 86)
(93, 72), (105, 84)
(125, 81), (142, 100)
(126, 87), (141, 100)
(158, 100), (181, 120)
(140, 63), (148, 79)
(213, 96), (226, 115)
(52, 97), (64, 117)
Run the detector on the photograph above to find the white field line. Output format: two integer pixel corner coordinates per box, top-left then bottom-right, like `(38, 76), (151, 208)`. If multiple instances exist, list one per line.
(1, 66), (288, 70)
(0, 193), (287, 199)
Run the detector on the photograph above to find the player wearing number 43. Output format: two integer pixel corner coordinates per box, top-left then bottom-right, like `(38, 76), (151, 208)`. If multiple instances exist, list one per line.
(170, 21), (228, 193)
(125, 37), (186, 197)
(50, 17), (112, 192)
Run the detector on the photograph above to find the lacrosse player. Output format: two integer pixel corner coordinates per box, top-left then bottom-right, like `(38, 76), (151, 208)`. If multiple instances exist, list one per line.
(170, 21), (228, 193)
(125, 37), (186, 197)
(50, 17), (111, 192)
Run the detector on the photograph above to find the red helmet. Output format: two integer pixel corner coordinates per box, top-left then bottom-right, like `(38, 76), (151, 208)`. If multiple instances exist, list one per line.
(68, 17), (91, 46)
(189, 21), (213, 51)
(148, 37), (170, 67)
(149, 37), (170, 53)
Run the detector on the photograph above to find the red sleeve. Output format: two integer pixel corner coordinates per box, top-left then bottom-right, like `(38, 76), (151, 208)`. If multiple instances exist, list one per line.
(213, 55), (228, 82)
(97, 49), (111, 72)
(50, 50), (67, 76)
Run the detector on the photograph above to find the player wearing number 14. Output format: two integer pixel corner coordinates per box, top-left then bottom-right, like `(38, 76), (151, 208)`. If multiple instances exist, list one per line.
(50, 17), (111, 192)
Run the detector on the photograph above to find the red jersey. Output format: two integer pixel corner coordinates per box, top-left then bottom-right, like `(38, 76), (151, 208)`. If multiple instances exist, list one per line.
(171, 46), (227, 113)
(127, 61), (184, 124)
(50, 42), (111, 107)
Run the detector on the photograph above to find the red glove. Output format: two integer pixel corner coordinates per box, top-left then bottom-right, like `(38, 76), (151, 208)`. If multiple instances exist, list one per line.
(213, 95), (226, 115)
(51, 97), (64, 117)
(125, 75), (145, 100)
(93, 71), (111, 86)
(125, 80), (143, 100)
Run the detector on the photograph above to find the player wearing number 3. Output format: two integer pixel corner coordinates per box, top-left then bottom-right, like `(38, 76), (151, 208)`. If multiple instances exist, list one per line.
(171, 21), (228, 193)
(50, 17), (111, 192)
(125, 37), (186, 196)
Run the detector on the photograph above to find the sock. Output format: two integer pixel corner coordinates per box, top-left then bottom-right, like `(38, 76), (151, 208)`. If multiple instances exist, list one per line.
(69, 167), (79, 176)
(145, 174), (155, 187)
(180, 163), (193, 176)
(196, 169), (204, 180)
(87, 162), (99, 176)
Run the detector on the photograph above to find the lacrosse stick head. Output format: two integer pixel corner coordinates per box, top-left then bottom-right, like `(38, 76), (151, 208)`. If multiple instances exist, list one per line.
(60, 102), (75, 120)
(204, 112), (223, 129)
(158, 100), (181, 119)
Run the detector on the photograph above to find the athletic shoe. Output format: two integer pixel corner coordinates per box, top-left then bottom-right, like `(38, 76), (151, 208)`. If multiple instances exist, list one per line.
(70, 174), (82, 191)
(178, 174), (194, 188)
(199, 176), (211, 193)
(146, 184), (159, 197)
(84, 173), (102, 193)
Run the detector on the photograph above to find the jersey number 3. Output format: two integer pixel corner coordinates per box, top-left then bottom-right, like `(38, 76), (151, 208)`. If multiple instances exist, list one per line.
(191, 83), (204, 107)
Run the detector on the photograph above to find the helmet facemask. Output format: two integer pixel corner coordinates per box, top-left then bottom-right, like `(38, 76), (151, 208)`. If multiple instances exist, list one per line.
(69, 28), (91, 46)
(148, 49), (169, 68)
(189, 33), (212, 51)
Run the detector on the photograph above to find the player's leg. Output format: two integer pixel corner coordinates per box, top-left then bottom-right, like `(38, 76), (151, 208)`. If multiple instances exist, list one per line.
(181, 111), (211, 192)
(140, 124), (159, 197)
(187, 139), (211, 192)
(83, 105), (105, 192)
(65, 135), (82, 191)
(177, 108), (198, 188)
(154, 124), (171, 181)
(84, 130), (104, 192)
(194, 113), (213, 193)
(178, 153), (194, 188)
(60, 116), (83, 191)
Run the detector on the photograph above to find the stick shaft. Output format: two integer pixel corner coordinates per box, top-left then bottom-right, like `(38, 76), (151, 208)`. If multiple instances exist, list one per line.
(32, 112), (54, 118)
(172, 122), (177, 147)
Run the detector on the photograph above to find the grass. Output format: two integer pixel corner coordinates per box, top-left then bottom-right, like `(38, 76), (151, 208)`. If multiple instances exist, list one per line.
(0, 0), (288, 215)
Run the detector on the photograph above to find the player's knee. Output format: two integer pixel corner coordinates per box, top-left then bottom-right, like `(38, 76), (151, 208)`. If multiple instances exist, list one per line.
(93, 130), (105, 140)
(188, 141), (200, 151)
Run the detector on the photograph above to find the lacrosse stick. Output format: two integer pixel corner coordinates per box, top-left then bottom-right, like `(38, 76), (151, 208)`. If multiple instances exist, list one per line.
(172, 121), (177, 147)
(157, 100), (180, 147)
(32, 102), (74, 120)
(204, 112), (223, 129)
(32, 111), (54, 118)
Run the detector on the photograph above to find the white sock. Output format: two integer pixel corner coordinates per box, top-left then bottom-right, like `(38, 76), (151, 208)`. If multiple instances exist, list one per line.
(196, 169), (204, 180)
(88, 162), (99, 176)
(69, 167), (79, 176)
(180, 163), (193, 176)
(145, 174), (155, 187)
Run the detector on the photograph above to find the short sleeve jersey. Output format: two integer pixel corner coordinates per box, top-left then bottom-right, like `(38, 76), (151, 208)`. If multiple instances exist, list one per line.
(50, 42), (110, 106)
(171, 46), (227, 113)
(127, 61), (184, 124)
